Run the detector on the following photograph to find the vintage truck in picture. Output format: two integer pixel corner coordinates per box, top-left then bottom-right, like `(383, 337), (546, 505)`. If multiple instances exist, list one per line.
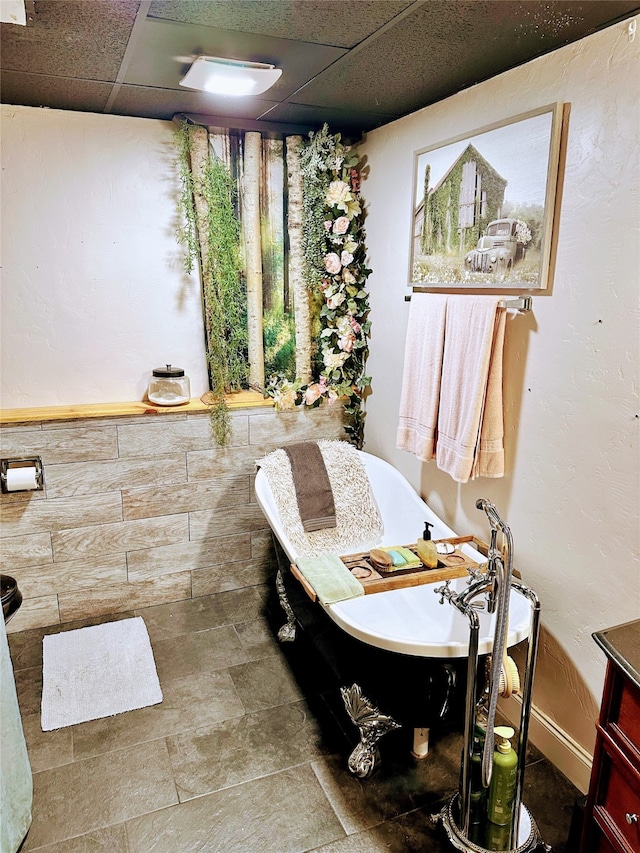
(464, 217), (532, 274)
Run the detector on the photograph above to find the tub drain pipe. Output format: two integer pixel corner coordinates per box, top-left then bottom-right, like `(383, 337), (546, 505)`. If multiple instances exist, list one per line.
(436, 579), (482, 839)
(509, 580), (542, 844)
(475, 498), (514, 793)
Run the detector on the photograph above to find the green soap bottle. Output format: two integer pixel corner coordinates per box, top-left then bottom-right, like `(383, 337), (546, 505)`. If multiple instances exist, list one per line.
(485, 820), (513, 851)
(486, 725), (518, 827)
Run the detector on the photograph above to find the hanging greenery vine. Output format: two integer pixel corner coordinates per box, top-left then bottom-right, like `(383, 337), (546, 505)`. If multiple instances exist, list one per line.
(175, 126), (200, 273)
(266, 125), (372, 449)
(175, 122), (248, 444)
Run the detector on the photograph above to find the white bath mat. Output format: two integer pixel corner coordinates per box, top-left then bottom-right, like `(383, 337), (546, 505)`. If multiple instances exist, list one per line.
(41, 617), (162, 731)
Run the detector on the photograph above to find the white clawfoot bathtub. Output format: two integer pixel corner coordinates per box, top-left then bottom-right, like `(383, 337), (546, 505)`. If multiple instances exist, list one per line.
(255, 450), (531, 775)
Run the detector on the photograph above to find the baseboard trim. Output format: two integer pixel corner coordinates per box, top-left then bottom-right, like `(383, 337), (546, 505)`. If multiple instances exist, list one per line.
(499, 694), (593, 794)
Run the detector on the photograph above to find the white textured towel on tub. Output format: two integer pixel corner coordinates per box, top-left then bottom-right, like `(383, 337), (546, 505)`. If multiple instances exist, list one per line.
(256, 439), (383, 558)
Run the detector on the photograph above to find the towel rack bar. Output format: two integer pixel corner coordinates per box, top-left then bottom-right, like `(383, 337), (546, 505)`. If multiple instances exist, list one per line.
(404, 292), (532, 312)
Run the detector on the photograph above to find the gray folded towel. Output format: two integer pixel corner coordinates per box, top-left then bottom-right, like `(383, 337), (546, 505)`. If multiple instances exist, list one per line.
(284, 442), (337, 532)
(296, 554), (364, 605)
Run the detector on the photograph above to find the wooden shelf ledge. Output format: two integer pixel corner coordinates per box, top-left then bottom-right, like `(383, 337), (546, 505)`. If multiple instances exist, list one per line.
(0, 390), (274, 425)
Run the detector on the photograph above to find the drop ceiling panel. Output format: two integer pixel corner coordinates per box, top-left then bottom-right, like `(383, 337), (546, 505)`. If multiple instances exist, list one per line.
(262, 101), (396, 135)
(0, 0), (138, 79)
(292, 1), (640, 116)
(148, 0), (415, 49)
(124, 17), (348, 100)
(110, 84), (280, 122)
(1, 71), (114, 113)
(1, 0), (638, 135)
(288, 0), (631, 116)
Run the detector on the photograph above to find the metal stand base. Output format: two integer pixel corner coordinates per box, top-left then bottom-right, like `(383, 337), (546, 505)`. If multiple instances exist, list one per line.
(433, 795), (550, 853)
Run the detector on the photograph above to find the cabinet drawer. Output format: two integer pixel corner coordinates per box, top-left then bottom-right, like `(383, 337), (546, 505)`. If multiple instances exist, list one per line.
(608, 678), (640, 766)
(592, 830), (622, 853)
(594, 749), (640, 852)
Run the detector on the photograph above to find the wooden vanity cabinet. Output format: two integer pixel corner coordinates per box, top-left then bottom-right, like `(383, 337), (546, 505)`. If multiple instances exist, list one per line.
(580, 620), (640, 853)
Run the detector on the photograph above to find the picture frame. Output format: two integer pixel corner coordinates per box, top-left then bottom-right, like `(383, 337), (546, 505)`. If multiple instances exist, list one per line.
(409, 102), (566, 291)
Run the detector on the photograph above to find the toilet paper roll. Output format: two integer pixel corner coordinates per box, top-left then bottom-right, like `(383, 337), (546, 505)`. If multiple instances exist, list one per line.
(5, 466), (38, 491)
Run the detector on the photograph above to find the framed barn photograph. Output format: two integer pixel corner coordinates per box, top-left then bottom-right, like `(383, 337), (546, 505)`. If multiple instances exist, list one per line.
(410, 103), (566, 291)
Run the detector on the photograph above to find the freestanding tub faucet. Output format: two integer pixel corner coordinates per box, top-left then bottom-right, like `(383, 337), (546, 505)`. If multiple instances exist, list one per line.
(434, 499), (548, 852)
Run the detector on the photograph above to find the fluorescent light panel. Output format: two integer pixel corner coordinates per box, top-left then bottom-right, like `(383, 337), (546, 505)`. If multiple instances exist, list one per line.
(179, 56), (282, 97)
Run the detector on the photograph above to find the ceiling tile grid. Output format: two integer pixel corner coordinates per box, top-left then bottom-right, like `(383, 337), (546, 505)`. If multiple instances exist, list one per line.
(1, 0), (638, 136)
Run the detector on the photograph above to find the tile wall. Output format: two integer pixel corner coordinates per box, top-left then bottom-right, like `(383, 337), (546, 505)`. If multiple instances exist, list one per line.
(0, 405), (346, 633)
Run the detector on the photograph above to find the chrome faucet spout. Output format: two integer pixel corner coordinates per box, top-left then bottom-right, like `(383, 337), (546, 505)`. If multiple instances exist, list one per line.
(458, 576), (493, 608)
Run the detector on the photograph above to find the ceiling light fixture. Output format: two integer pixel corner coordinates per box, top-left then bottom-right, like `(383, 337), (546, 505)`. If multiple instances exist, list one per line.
(179, 56), (282, 97)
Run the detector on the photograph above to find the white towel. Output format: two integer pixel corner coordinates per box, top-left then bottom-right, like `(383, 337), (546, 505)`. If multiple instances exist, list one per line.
(396, 293), (447, 461)
(436, 296), (506, 483)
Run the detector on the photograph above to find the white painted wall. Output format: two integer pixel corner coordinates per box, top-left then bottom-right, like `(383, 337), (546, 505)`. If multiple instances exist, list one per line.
(361, 18), (640, 756)
(0, 107), (208, 407)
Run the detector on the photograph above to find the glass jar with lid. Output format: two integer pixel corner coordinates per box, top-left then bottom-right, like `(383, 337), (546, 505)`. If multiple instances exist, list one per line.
(147, 365), (190, 406)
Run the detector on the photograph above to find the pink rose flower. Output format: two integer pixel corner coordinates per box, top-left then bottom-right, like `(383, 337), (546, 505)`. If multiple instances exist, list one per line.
(338, 334), (355, 353)
(340, 250), (354, 267)
(324, 253), (342, 274)
(324, 220), (333, 232)
(327, 292), (346, 309)
(333, 216), (350, 235)
(303, 383), (325, 405)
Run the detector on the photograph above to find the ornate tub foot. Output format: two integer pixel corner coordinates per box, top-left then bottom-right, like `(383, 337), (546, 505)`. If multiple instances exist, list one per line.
(340, 683), (401, 778)
(275, 568), (297, 642)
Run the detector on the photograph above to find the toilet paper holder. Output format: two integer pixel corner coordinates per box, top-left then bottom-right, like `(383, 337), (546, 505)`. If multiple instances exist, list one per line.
(1, 457), (44, 493)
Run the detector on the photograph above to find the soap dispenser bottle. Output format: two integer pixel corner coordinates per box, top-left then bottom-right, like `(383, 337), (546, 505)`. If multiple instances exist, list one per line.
(486, 725), (518, 827)
(416, 522), (438, 569)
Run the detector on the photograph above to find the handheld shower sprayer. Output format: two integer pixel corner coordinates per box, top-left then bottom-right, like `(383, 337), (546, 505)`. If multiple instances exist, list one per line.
(476, 498), (505, 613)
(475, 497), (505, 532)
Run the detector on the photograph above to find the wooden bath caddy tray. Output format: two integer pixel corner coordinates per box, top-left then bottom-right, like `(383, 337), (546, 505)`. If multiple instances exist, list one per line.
(291, 536), (490, 601)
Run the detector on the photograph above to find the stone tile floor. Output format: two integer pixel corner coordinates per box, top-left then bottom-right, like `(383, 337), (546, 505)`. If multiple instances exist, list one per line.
(9, 585), (582, 852)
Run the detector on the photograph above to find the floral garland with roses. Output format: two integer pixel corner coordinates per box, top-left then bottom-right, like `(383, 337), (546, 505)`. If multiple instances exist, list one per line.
(266, 125), (371, 449)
